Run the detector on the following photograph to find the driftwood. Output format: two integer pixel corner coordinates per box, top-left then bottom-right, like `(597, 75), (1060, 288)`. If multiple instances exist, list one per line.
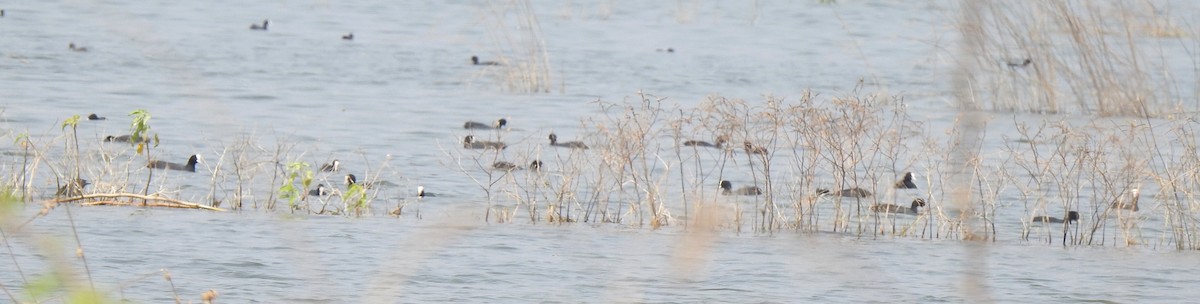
(51, 193), (227, 212)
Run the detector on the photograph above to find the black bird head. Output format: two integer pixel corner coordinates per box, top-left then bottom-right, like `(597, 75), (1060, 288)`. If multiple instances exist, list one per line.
(719, 180), (733, 190)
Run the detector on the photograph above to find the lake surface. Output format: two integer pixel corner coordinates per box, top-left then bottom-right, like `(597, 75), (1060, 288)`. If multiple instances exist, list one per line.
(1, 0), (1199, 302)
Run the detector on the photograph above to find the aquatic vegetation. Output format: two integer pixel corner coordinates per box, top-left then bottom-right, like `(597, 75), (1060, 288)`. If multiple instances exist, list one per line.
(2, 3), (1199, 250)
(345, 182), (370, 216)
(278, 161), (315, 212)
(2, 87), (1198, 251)
(475, 0), (555, 93)
(958, 0), (1195, 117)
(426, 89), (1200, 250)
(127, 110), (161, 203)
(58, 115), (84, 200)
(5, 2), (1200, 303)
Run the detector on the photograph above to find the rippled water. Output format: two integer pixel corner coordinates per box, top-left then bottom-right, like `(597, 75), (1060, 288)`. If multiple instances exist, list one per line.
(2, 0), (1199, 302)
(12, 206), (1200, 303)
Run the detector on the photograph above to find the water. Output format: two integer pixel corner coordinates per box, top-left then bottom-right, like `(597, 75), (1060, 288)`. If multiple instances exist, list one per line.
(10, 206), (1200, 303)
(1, 0), (1198, 302)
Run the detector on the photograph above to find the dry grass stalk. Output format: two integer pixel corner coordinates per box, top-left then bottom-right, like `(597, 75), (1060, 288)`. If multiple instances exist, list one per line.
(478, 0), (555, 93)
(961, 0), (1194, 117)
(53, 193), (226, 211)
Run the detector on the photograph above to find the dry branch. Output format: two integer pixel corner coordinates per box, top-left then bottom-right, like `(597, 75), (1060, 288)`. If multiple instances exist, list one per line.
(51, 193), (227, 211)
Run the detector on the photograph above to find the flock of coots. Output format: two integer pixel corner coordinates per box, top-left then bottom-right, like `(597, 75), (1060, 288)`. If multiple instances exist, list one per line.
(460, 118), (588, 151)
(58, 113), (412, 201)
(463, 117), (947, 217)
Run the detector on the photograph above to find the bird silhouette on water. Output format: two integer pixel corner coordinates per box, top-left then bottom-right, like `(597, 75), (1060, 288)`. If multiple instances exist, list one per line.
(471, 55), (501, 66)
(817, 187), (872, 198)
(147, 155), (199, 172)
(1007, 58), (1032, 68)
(743, 141), (767, 155)
(463, 118), (507, 130)
(463, 135), (506, 149)
(683, 135), (728, 148)
(68, 43), (88, 52)
(895, 172), (917, 189)
(308, 184), (329, 197)
(104, 134), (149, 143)
(1032, 211), (1080, 224)
(719, 180), (762, 196)
(320, 160), (341, 172)
(56, 178), (90, 197)
(869, 199), (926, 214)
(549, 133), (588, 149)
(1111, 189), (1140, 212)
(250, 19), (269, 30)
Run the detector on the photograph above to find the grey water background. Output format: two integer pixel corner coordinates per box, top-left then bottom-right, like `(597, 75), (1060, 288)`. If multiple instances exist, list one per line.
(2, 0), (1200, 302)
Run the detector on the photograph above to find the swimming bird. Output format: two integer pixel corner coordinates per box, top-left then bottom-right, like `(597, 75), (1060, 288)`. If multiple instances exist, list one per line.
(1111, 189), (1140, 211)
(549, 133), (588, 149)
(471, 55), (501, 66)
(147, 155), (199, 172)
(416, 185), (437, 198)
(719, 180), (762, 196)
(743, 141), (768, 155)
(494, 160), (545, 171)
(463, 118), (507, 130)
(344, 174), (381, 189)
(345, 174), (360, 187)
(895, 172), (917, 189)
(493, 161), (518, 171)
(1032, 211), (1080, 224)
(870, 198), (926, 214)
(55, 178), (90, 197)
(463, 135), (506, 149)
(1007, 58), (1032, 68)
(683, 135), (728, 148)
(308, 184), (329, 197)
(1, 10), (5, 17)
(817, 187), (872, 198)
(250, 19), (269, 30)
(341, 33), (353, 40)
(320, 160), (341, 172)
(87, 113), (106, 120)
(104, 135), (149, 143)
(68, 43), (88, 52)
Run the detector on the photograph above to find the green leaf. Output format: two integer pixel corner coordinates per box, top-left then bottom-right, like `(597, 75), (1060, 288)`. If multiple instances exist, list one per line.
(61, 115), (81, 131)
(25, 275), (61, 301)
(344, 183), (370, 211)
(128, 109), (152, 146)
(65, 290), (115, 304)
(13, 133), (28, 146)
(0, 187), (24, 220)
